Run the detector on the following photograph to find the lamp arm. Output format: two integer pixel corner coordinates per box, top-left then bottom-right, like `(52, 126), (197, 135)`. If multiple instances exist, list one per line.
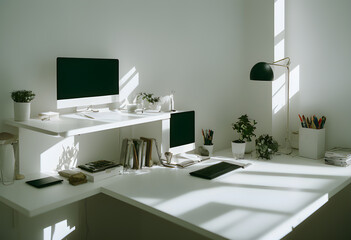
(272, 57), (291, 66)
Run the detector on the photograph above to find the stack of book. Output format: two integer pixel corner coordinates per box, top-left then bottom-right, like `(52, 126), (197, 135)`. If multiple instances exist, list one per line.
(120, 137), (155, 169)
(77, 160), (123, 182)
(324, 147), (351, 167)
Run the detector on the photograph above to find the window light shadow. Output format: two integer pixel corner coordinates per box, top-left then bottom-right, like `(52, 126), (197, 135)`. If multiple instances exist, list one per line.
(43, 219), (75, 240)
(119, 67), (139, 109)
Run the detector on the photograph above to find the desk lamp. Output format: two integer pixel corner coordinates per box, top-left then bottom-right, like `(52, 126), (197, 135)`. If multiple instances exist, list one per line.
(250, 57), (292, 154)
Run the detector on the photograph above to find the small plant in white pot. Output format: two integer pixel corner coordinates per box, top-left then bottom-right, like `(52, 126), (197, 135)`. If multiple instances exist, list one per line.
(137, 92), (161, 112)
(232, 114), (257, 159)
(255, 134), (278, 160)
(201, 129), (214, 156)
(11, 90), (35, 121)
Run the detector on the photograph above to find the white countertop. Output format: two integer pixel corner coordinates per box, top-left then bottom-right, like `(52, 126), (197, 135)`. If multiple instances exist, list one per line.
(1, 150), (351, 240)
(5, 110), (170, 137)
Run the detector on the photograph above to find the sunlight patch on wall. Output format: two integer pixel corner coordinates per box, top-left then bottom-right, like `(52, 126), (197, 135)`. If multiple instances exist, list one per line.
(119, 67), (139, 108)
(120, 67), (136, 86)
(289, 65), (300, 99)
(274, 0), (285, 37)
(43, 219), (76, 240)
(274, 39), (285, 62)
(272, 75), (286, 114)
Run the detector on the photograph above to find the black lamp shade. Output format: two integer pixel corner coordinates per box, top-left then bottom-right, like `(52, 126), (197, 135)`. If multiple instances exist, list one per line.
(250, 62), (274, 81)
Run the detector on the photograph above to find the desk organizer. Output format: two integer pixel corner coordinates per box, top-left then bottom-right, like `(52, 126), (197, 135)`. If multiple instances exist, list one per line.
(299, 128), (325, 159)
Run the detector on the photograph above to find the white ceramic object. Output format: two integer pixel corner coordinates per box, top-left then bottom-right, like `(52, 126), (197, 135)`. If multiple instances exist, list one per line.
(202, 145), (214, 156)
(299, 128), (325, 159)
(231, 141), (246, 159)
(14, 102), (30, 121)
(245, 140), (255, 153)
(127, 104), (137, 113)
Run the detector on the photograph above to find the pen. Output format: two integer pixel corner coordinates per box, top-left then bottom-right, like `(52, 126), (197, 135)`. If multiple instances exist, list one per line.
(83, 114), (95, 119)
(298, 114), (304, 128)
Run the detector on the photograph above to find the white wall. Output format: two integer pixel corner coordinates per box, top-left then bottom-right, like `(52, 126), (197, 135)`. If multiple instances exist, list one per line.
(286, 0), (351, 149)
(0, 0), (248, 152)
(243, 0), (274, 138)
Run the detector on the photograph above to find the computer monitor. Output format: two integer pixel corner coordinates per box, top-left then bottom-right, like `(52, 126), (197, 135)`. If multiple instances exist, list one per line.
(169, 111), (195, 155)
(57, 57), (119, 109)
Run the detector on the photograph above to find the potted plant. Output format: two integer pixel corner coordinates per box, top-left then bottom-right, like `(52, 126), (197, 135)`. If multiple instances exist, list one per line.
(202, 129), (214, 156)
(137, 92), (161, 112)
(11, 90), (35, 121)
(232, 114), (257, 158)
(255, 134), (278, 160)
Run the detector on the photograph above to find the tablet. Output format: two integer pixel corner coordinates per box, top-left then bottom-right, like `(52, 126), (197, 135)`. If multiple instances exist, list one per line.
(189, 162), (242, 180)
(26, 176), (63, 188)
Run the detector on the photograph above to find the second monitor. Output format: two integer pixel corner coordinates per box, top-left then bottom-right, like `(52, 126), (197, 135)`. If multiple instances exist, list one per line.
(169, 111), (195, 155)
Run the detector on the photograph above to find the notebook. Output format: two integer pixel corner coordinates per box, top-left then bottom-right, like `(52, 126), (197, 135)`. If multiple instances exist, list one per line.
(26, 176), (63, 188)
(189, 162), (243, 180)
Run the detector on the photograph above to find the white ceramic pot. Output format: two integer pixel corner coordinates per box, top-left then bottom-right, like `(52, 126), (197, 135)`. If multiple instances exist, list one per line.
(202, 145), (214, 156)
(231, 141), (246, 159)
(245, 140), (255, 154)
(14, 102), (31, 121)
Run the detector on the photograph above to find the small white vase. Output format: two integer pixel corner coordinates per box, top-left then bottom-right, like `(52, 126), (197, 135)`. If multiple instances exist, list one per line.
(202, 145), (214, 156)
(14, 102), (31, 121)
(231, 141), (246, 159)
(245, 140), (255, 154)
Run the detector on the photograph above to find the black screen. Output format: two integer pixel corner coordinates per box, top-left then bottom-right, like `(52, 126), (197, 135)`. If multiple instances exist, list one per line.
(170, 111), (195, 148)
(57, 57), (119, 100)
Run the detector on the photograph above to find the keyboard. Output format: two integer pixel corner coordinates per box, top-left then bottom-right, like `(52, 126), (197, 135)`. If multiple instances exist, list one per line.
(189, 162), (242, 180)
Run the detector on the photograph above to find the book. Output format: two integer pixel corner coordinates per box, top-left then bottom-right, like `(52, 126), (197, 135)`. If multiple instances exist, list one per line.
(324, 147), (351, 167)
(140, 137), (153, 167)
(78, 165), (123, 182)
(325, 147), (351, 159)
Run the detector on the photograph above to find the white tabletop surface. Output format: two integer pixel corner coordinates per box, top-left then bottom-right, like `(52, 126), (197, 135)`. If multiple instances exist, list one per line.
(5, 110), (170, 137)
(1, 150), (351, 240)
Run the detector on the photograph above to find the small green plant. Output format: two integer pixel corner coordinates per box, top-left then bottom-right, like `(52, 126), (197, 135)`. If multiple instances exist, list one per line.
(255, 134), (278, 159)
(232, 114), (257, 143)
(137, 92), (160, 104)
(11, 90), (35, 103)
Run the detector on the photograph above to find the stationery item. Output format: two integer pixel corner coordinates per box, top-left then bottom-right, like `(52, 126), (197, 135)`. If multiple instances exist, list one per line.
(189, 162), (243, 180)
(39, 111), (59, 121)
(324, 147), (351, 167)
(79, 165), (123, 182)
(298, 114), (326, 129)
(298, 114), (305, 128)
(26, 176), (63, 188)
(202, 129), (214, 145)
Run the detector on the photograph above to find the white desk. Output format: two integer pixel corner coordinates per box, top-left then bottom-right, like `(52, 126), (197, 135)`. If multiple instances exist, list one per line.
(1, 149), (351, 240)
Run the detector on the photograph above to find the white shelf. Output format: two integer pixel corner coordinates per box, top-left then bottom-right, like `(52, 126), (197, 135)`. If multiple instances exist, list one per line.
(5, 111), (170, 137)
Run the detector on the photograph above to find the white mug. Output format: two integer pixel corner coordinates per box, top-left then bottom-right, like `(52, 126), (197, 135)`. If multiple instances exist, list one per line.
(127, 104), (137, 113)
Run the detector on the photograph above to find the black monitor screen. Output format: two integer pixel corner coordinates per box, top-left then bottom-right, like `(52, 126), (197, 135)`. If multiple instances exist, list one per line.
(57, 57), (119, 100)
(170, 111), (195, 148)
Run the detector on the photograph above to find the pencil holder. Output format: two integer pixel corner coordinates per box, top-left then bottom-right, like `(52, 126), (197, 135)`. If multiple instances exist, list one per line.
(299, 128), (325, 159)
